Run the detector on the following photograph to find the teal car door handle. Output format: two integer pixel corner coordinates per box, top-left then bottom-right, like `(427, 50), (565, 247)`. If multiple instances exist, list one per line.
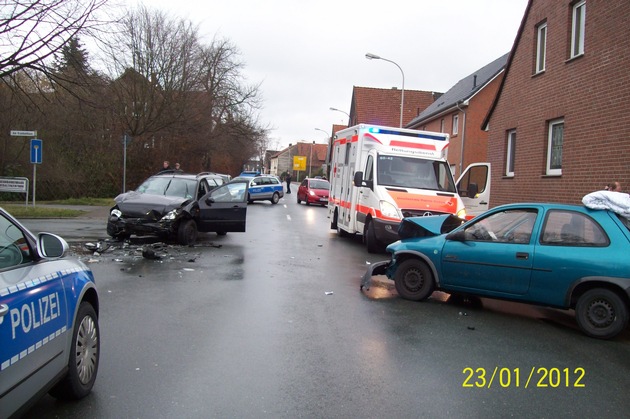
(516, 252), (529, 260)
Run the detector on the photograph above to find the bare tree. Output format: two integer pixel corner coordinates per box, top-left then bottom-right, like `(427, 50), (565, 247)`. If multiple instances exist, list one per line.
(0, 0), (109, 80)
(102, 6), (204, 137)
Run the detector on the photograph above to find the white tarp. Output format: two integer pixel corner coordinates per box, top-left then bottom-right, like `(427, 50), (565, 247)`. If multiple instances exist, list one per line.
(582, 190), (630, 219)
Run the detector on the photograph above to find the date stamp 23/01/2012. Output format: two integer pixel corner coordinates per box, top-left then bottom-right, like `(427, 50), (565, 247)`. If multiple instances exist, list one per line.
(462, 367), (586, 389)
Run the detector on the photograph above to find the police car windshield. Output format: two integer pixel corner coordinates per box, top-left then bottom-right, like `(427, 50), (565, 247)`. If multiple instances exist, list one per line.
(377, 155), (456, 193)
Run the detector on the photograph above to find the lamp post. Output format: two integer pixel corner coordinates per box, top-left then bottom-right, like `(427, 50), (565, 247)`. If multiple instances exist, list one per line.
(329, 107), (350, 124)
(365, 52), (405, 128)
(288, 143), (292, 175)
(315, 128), (331, 178)
(309, 140), (315, 178)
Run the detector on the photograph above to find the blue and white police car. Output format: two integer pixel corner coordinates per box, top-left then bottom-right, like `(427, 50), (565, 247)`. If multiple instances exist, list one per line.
(0, 207), (100, 418)
(232, 175), (284, 204)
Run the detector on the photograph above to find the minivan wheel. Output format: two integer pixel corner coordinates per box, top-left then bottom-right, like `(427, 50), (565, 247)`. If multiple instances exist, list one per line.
(177, 219), (198, 245)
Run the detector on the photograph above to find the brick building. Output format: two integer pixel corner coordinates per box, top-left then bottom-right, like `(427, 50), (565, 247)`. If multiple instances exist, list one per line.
(346, 86), (442, 129)
(406, 53), (508, 178)
(483, 0), (630, 206)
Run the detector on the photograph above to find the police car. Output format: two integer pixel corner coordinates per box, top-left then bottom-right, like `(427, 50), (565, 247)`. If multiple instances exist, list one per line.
(0, 208), (99, 418)
(231, 175), (284, 204)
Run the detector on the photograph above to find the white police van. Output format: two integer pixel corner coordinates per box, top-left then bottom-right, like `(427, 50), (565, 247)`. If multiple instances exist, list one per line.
(0, 207), (100, 418)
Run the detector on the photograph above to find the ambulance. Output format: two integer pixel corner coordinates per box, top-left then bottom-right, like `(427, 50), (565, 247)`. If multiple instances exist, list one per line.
(328, 124), (466, 253)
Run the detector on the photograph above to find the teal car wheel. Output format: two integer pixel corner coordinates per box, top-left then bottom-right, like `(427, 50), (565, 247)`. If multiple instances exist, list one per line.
(575, 288), (629, 339)
(394, 259), (435, 301)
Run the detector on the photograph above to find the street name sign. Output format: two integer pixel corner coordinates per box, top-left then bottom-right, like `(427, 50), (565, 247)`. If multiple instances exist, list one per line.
(10, 130), (37, 136)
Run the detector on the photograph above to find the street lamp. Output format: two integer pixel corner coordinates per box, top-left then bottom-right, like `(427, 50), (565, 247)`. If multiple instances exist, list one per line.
(288, 143), (292, 174)
(309, 140), (315, 178)
(314, 128), (330, 137)
(329, 107), (350, 122)
(365, 52), (405, 128)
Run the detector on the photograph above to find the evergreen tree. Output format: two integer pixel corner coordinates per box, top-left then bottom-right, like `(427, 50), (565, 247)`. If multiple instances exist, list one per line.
(54, 37), (90, 74)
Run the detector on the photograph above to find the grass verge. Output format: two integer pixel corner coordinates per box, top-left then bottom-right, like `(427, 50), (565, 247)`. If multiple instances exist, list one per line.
(1, 198), (113, 218)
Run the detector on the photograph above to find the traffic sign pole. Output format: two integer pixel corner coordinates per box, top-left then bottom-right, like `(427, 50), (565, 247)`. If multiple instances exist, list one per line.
(30, 138), (42, 207)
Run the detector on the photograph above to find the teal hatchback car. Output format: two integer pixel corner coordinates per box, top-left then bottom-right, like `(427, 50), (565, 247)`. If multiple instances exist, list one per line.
(363, 203), (630, 339)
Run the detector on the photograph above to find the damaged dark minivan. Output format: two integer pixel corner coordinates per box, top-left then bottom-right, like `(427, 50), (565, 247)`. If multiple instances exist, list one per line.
(107, 172), (248, 245)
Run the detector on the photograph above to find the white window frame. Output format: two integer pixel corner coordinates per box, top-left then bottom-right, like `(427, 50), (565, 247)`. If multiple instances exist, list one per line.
(506, 129), (516, 177)
(452, 114), (459, 135)
(536, 22), (547, 73)
(571, 1), (586, 58)
(440, 119), (445, 133)
(546, 119), (564, 176)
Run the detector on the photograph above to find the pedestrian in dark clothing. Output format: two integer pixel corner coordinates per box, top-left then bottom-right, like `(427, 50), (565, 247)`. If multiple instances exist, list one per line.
(159, 160), (171, 173)
(286, 172), (292, 194)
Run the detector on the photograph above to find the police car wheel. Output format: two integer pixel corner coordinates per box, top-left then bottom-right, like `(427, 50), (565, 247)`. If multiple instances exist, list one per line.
(271, 192), (280, 204)
(49, 302), (100, 400)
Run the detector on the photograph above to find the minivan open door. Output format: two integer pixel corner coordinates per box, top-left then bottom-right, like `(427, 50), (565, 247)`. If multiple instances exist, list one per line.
(456, 163), (491, 218)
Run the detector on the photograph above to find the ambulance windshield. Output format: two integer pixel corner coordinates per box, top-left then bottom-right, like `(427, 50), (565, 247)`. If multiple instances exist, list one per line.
(376, 155), (456, 193)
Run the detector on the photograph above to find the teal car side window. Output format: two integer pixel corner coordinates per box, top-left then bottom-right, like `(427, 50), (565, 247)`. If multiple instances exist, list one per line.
(541, 210), (609, 246)
(464, 209), (537, 243)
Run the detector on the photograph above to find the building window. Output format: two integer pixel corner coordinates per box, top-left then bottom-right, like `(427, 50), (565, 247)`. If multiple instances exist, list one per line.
(571, 1), (586, 58)
(546, 119), (564, 176)
(452, 114), (459, 135)
(440, 119), (445, 133)
(506, 130), (516, 177)
(536, 22), (547, 73)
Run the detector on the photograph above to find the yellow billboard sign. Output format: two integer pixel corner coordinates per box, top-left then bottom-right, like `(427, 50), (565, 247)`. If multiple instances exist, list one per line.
(293, 156), (306, 171)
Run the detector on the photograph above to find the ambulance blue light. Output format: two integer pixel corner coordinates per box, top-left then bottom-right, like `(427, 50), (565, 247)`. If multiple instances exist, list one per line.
(368, 127), (381, 134)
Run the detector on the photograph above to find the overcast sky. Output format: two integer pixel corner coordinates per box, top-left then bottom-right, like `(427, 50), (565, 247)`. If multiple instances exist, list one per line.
(129, 0), (528, 150)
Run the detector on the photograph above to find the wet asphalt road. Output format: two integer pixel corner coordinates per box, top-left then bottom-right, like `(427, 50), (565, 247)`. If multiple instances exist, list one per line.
(18, 196), (630, 418)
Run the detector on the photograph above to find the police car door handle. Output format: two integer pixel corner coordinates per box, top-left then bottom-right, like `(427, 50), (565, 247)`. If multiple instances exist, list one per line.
(0, 303), (8, 317)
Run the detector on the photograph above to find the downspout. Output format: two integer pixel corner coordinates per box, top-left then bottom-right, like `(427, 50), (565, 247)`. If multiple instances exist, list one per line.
(455, 100), (468, 176)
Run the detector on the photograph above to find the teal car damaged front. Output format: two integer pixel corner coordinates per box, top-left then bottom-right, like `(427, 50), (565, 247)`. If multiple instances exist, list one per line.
(362, 203), (630, 339)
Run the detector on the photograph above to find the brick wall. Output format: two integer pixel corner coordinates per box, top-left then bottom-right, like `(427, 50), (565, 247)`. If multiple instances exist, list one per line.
(488, 0), (630, 206)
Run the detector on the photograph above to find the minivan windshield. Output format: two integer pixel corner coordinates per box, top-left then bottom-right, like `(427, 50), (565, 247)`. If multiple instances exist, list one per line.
(376, 155), (456, 192)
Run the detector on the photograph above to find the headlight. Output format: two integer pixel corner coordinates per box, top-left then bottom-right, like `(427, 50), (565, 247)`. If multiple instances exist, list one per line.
(456, 208), (467, 219)
(161, 209), (179, 221)
(111, 209), (122, 218)
(379, 201), (400, 219)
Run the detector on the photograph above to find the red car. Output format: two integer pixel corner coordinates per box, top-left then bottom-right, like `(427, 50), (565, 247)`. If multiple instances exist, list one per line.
(297, 178), (330, 206)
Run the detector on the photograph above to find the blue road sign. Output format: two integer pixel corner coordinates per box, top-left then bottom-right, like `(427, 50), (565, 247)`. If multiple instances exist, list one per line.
(30, 139), (42, 164)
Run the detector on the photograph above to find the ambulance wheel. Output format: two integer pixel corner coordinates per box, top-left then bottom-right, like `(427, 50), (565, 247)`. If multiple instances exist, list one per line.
(365, 220), (385, 253)
(49, 302), (99, 400)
